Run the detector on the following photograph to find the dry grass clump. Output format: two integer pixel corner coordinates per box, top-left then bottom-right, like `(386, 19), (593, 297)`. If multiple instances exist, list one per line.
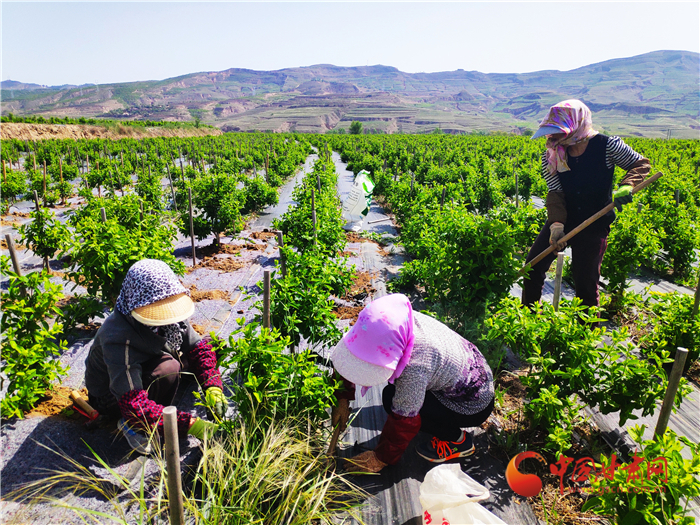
(11, 415), (364, 525)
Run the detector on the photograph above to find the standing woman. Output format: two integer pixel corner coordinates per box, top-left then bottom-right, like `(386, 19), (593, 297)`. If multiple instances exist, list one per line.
(330, 294), (494, 473)
(522, 100), (650, 309)
(85, 259), (227, 454)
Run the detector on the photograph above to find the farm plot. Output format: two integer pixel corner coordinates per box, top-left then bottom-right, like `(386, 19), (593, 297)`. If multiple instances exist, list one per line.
(2, 132), (699, 525)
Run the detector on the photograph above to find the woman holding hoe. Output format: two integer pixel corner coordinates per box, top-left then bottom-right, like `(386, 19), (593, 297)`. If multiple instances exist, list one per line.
(330, 294), (494, 473)
(522, 99), (650, 309)
(84, 259), (227, 454)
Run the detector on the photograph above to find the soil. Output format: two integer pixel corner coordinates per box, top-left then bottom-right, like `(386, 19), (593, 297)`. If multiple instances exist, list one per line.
(338, 251), (357, 257)
(26, 386), (87, 419)
(187, 256), (247, 274)
(0, 238), (25, 250)
(196, 240), (261, 259)
(687, 359), (700, 387)
(1, 219), (21, 227)
(192, 323), (207, 335)
(332, 306), (364, 325)
(345, 271), (377, 300)
(188, 284), (230, 302)
(248, 231), (277, 241)
(0, 122), (223, 141)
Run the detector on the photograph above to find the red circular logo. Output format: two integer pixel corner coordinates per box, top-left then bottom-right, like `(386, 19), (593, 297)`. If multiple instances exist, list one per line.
(506, 451), (547, 497)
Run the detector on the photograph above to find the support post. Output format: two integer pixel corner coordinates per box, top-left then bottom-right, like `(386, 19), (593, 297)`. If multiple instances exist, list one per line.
(311, 189), (317, 246)
(440, 186), (446, 210)
(5, 234), (22, 276)
(2, 160), (6, 184)
(166, 164), (178, 212)
(675, 189), (681, 205)
(42, 161), (47, 206)
(553, 253), (565, 311)
(692, 269), (700, 318)
(139, 200), (144, 223)
(100, 207), (107, 223)
(163, 407), (185, 525)
(188, 188), (196, 267)
(515, 169), (519, 208)
(654, 348), (689, 439)
(410, 172), (415, 193)
(276, 231), (286, 277)
(317, 174), (321, 192)
(263, 270), (271, 329)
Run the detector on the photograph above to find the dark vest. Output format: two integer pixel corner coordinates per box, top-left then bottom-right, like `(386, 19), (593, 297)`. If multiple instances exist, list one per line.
(557, 134), (615, 232)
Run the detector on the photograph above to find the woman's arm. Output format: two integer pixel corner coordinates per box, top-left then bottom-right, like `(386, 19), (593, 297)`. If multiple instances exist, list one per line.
(541, 151), (567, 224)
(118, 389), (192, 438)
(606, 136), (651, 187)
(184, 338), (223, 391)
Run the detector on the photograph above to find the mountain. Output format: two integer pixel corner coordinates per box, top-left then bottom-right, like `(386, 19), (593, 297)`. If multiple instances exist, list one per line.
(2, 50), (698, 138)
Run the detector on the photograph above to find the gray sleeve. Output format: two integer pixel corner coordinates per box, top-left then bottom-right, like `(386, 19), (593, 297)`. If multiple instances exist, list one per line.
(102, 340), (144, 399)
(391, 366), (429, 418)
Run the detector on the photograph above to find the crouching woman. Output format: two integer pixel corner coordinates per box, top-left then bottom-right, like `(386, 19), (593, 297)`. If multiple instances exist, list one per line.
(84, 259), (227, 454)
(330, 293), (494, 473)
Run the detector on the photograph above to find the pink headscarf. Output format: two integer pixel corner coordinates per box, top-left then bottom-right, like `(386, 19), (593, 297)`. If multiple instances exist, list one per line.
(343, 293), (415, 385)
(539, 100), (598, 176)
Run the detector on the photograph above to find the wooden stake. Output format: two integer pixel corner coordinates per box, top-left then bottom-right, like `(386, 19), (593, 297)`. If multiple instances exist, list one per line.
(188, 188), (196, 267)
(553, 253), (565, 311)
(311, 189), (317, 246)
(139, 200), (144, 223)
(440, 186), (446, 210)
(100, 207), (107, 223)
(276, 231), (286, 277)
(515, 169), (519, 208)
(166, 164), (177, 212)
(410, 172), (415, 193)
(42, 161), (47, 206)
(33, 190), (41, 212)
(2, 160), (6, 184)
(163, 407), (185, 525)
(654, 348), (689, 438)
(5, 234), (22, 276)
(692, 269), (700, 318)
(675, 189), (681, 205)
(263, 270), (271, 329)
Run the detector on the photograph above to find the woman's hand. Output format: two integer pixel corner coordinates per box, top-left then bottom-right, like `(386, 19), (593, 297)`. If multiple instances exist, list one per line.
(344, 450), (387, 474)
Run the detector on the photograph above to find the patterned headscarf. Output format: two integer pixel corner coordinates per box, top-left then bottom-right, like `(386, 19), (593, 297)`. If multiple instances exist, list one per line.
(116, 259), (190, 351)
(539, 100), (598, 176)
(343, 293), (415, 384)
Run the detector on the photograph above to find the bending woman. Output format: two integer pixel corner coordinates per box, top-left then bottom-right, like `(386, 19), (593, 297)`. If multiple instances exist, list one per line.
(330, 294), (494, 474)
(85, 259), (227, 453)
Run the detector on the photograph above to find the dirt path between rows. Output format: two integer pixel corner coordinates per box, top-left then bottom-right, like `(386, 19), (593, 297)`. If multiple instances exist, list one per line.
(0, 122), (222, 141)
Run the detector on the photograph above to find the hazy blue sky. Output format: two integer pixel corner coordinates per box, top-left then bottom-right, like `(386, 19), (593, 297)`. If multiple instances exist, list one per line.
(2, 2), (699, 86)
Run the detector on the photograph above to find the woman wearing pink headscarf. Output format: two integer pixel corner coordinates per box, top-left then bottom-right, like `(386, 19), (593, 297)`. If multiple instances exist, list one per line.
(522, 100), (650, 310)
(330, 294), (494, 473)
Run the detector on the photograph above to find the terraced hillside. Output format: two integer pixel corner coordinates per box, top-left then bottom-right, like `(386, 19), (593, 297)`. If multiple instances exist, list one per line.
(2, 50), (698, 137)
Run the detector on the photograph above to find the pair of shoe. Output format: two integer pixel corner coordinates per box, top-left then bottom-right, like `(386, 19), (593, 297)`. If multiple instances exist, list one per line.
(118, 418), (152, 455)
(416, 430), (475, 462)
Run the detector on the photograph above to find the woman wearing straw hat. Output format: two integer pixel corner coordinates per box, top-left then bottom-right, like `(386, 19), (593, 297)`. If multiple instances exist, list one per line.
(522, 99), (650, 310)
(85, 259), (227, 454)
(330, 294), (494, 473)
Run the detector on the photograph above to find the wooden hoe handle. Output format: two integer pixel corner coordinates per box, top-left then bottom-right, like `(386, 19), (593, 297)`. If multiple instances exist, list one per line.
(521, 171), (663, 273)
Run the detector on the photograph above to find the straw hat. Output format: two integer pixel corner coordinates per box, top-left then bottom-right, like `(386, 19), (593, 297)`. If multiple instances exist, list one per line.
(131, 293), (195, 326)
(331, 338), (393, 387)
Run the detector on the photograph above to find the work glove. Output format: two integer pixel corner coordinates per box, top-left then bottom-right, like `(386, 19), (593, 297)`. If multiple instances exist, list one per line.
(549, 222), (567, 252)
(331, 398), (350, 432)
(344, 450), (387, 474)
(204, 386), (228, 420)
(613, 185), (633, 212)
(188, 418), (219, 441)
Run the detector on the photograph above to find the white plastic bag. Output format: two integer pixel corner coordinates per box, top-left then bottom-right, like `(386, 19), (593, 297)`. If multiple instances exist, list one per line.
(342, 170), (375, 231)
(420, 464), (508, 525)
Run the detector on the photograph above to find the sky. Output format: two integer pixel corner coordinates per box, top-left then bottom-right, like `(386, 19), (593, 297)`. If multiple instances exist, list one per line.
(2, 1), (699, 86)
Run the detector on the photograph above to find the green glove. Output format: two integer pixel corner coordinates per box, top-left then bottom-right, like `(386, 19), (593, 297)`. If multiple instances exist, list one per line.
(204, 386), (228, 420)
(188, 418), (219, 441)
(613, 185), (633, 211)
